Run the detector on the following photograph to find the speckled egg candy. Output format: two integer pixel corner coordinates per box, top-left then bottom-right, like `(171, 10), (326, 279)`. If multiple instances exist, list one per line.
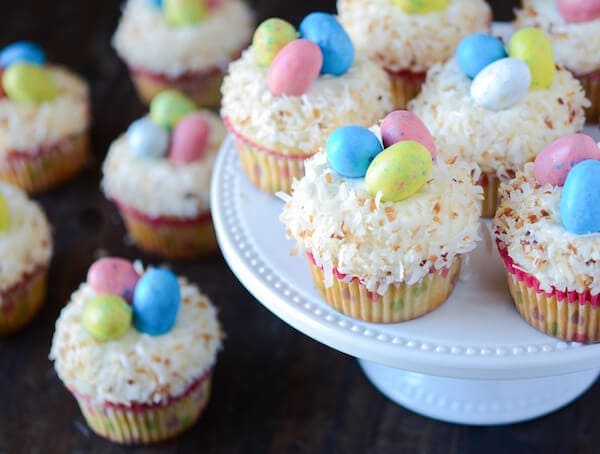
(170, 113), (210, 165)
(127, 117), (169, 158)
(392, 0), (449, 14)
(508, 28), (555, 90)
(456, 34), (507, 79)
(252, 18), (297, 67)
(164, 0), (208, 27)
(381, 110), (436, 160)
(561, 160), (600, 234)
(326, 126), (383, 178)
(0, 41), (46, 68)
(470, 58), (531, 111)
(87, 258), (141, 302)
(133, 269), (181, 336)
(268, 39), (323, 96)
(150, 90), (198, 129)
(82, 295), (132, 342)
(558, 0), (600, 23)
(0, 194), (9, 232)
(2, 62), (58, 103)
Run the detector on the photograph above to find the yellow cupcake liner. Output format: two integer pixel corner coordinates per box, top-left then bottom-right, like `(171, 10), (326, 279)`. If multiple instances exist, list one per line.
(388, 70), (426, 109)
(478, 171), (501, 218)
(308, 258), (461, 323)
(0, 267), (48, 336)
(578, 73), (599, 123)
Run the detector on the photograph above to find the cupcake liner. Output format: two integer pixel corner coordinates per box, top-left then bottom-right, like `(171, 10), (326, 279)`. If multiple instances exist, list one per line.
(478, 171), (501, 218)
(72, 373), (211, 445)
(577, 70), (599, 123)
(386, 69), (426, 109)
(114, 199), (217, 260)
(307, 254), (461, 323)
(0, 266), (48, 336)
(223, 116), (313, 194)
(0, 131), (89, 194)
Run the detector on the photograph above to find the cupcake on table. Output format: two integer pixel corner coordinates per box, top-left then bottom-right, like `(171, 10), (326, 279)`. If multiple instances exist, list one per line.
(221, 13), (394, 194)
(280, 111), (482, 324)
(494, 133), (600, 343)
(337, 0), (492, 108)
(0, 182), (52, 336)
(102, 90), (226, 260)
(113, 0), (253, 108)
(49, 257), (223, 444)
(410, 29), (589, 218)
(515, 0), (600, 122)
(0, 41), (90, 194)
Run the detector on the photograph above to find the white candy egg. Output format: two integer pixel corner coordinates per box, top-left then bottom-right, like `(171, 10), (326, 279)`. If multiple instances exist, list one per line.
(127, 117), (169, 159)
(470, 57), (531, 111)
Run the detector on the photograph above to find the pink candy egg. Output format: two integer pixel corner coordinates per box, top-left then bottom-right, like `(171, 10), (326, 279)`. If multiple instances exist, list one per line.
(558, 0), (600, 23)
(87, 258), (141, 303)
(268, 39), (323, 96)
(534, 134), (600, 186)
(381, 110), (437, 160)
(206, 0), (222, 10)
(169, 113), (210, 165)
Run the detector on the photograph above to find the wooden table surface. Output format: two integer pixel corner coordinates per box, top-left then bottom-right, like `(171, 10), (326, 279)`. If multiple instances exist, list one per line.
(2, 1), (599, 453)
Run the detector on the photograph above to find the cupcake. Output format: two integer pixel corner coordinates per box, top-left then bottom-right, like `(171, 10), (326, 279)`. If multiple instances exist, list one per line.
(337, 0), (492, 108)
(494, 133), (600, 342)
(221, 13), (394, 194)
(410, 30), (589, 217)
(515, 0), (600, 122)
(49, 258), (223, 444)
(113, 0), (253, 108)
(0, 41), (90, 194)
(102, 90), (226, 260)
(0, 182), (52, 335)
(280, 111), (482, 323)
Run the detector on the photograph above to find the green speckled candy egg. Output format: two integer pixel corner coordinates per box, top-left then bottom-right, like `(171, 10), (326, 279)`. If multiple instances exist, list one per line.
(365, 141), (432, 202)
(82, 295), (132, 342)
(392, 0), (449, 14)
(164, 0), (208, 27)
(0, 194), (9, 232)
(252, 18), (298, 67)
(508, 28), (555, 90)
(150, 90), (198, 129)
(2, 62), (58, 104)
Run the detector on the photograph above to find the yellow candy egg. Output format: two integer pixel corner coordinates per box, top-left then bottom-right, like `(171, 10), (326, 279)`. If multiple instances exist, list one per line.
(164, 0), (208, 27)
(365, 141), (432, 202)
(82, 294), (132, 342)
(150, 90), (198, 129)
(253, 18), (298, 67)
(2, 62), (58, 104)
(392, 0), (449, 14)
(508, 28), (555, 90)
(0, 194), (9, 232)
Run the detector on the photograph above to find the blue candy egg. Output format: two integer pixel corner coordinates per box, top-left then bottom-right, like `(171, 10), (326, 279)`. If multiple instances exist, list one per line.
(560, 160), (600, 235)
(456, 34), (507, 79)
(148, 0), (163, 7)
(133, 269), (181, 336)
(327, 126), (383, 178)
(0, 41), (46, 68)
(127, 117), (169, 159)
(299, 12), (354, 76)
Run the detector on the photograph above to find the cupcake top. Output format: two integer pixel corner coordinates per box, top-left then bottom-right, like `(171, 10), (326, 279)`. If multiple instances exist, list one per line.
(515, 0), (600, 76)
(280, 112), (482, 295)
(0, 182), (52, 295)
(102, 91), (226, 219)
(337, 0), (492, 74)
(0, 42), (89, 155)
(113, 0), (254, 78)
(50, 258), (222, 405)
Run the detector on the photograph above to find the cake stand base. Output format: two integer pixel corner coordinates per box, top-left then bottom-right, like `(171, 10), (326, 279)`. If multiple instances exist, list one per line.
(359, 360), (599, 426)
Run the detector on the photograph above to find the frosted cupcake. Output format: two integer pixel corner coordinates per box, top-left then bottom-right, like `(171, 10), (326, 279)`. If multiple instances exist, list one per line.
(50, 258), (223, 444)
(0, 41), (90, 194)
(338, 0), (492, 108)
(515, 0), (600, 122)
(221, 13), (394, 194)
(410, 30), (588, 217)
(102, 90), (226, 260)
(0, 182), (52, 335)
(494, 133), (600, 342)
(280, 111), (482, 323)
(113, 0), (253, 108)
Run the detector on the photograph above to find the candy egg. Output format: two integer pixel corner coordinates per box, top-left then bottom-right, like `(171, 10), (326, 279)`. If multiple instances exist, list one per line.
(252, 18), (298, 67)
(149, 0), (163, 7)
(87, 257), (141, 303)
(170, 113), (210, 165)
(82, 295), (132, 342)
(133, 269), (181, 336)
(381, 110), (436, 160)
(0, 69), (4, 98)
(150, 90), (197, 129)
(560, 160), (600, 234)
(508, 28), (555, 90)
(470, 58), (531, 111)
(392, 0), (449, 14)
(558, 0), (600, 23)
(0, 194), (9, 232)
(326, 126), (383, 178)
(268, 39), (323, 96)
(2, 62), (58, 104)
(164, 0), (208, 27)
(299, 12), (354, 76)
(0, 41), (46, 68)
(456, 34), (507, 79)
(534, 134), (600, 186)
(127, 117), (169, 158)
(365, 141), (432, 203)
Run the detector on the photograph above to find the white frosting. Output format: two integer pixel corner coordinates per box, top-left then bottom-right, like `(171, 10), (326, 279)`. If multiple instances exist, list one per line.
(409, 58), (588, 175)
(337, 0), (492, 73)
(494, 162), (600, 295)
(280, 152), (482, 294)
(0, 66), (89, 155)
(0, 183), (52, 295)
(50, 274), (222, 405)
(113, 0), (254, 77)
(221, 48), (394, 155)
(515, 0), (600, 76)
(101, 111), (225, 219)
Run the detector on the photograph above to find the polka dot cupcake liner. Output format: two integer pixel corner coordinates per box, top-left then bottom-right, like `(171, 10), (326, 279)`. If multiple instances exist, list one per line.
(387, 70), (426, 109)
(577, 71), (599, 123)
(478, 171), (501, 218)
